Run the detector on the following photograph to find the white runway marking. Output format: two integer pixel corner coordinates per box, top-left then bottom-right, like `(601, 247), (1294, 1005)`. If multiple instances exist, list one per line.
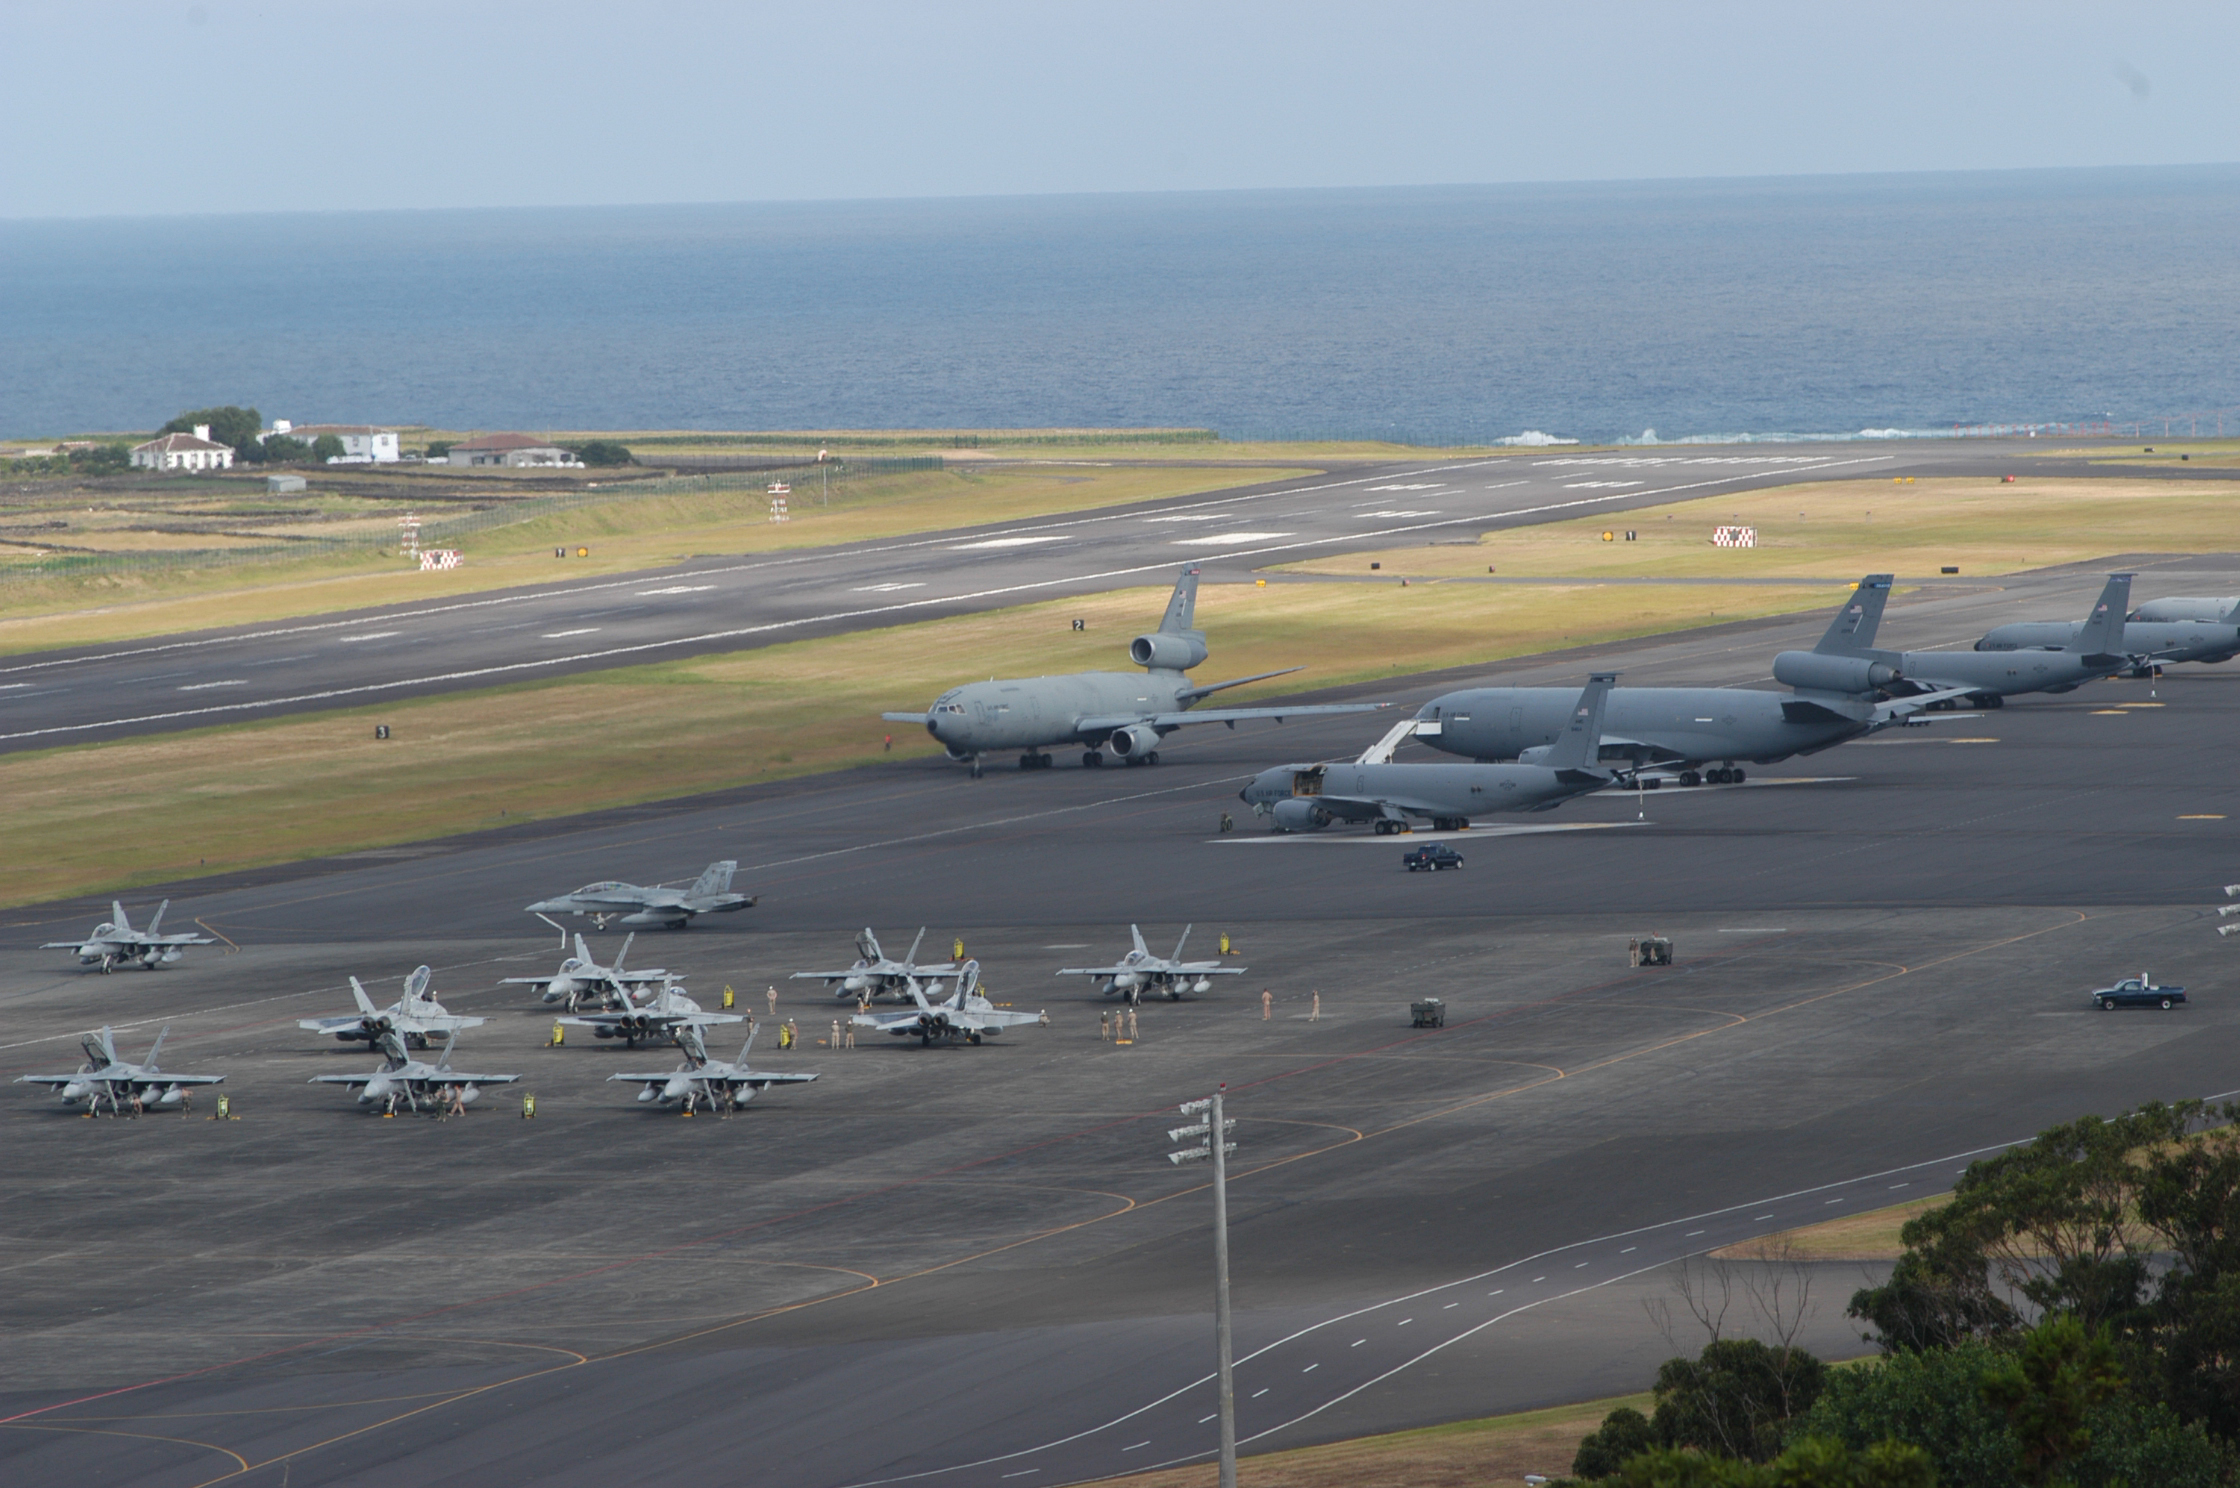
(1218, 821), (1644, 845)
(951, 536), (1066, 549)
(1140, 513), (1227, 522)
(1562, 481), (1645, 489)
(542, 628), (600, 638)
(336, 631), (400, 644)
(1355, 509), (1439, 518)
(177, 679), (248, 691)
(852, 582), (926, 592)
(637, 585), (716, 596)
(1171, 531), (1292, 545)
(1366, 483), (1446, 491)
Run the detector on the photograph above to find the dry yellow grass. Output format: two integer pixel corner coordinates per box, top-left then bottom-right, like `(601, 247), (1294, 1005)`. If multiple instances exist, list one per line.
(1103, 1390), (1653, 1488)
(0, 465), (1307, 654)
(1711, 1195), (1947, 1262)
(1278, 476), (2240, 582)
(0, 577), (1835, 905)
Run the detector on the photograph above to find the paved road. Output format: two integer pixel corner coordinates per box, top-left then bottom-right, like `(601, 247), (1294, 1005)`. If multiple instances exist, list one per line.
(4, 440), (2196, 752)
(2, 573), (2235, 1486)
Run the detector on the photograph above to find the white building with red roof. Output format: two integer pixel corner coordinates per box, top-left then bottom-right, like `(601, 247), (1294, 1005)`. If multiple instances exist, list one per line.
(130, 426), (234, 473)
(443, 432), (581, 468)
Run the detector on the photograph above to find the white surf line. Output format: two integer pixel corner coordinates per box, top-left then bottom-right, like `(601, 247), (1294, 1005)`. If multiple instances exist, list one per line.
(835, 1135), (2024, 1488)
(0, 458), (1892, 745)
(0, 464), (1483, 679)
(0, 450), (1874, 681)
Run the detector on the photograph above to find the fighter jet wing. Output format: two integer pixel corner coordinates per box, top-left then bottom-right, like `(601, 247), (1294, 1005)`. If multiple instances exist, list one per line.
(129, 1072), (224, 1085)
(1072, 704), (1387, 733)
(428, 1071), (518, 1085)
(853, 1009), (926, 1030)
(1054, 965), (1136, 977)
(299, 1015), (371, 1033)
(737, 1070), (821, 1086)
(959, 1007), (1044, 1031)
(1177, 965), (1247, 976)
(308, 1072), (381, 1085)
(40, 941), (92, 949)
(14, 1073), (91, 1086)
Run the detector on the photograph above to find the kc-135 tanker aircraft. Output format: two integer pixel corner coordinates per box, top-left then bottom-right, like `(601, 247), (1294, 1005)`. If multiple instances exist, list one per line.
(883, 566), (1385, 777)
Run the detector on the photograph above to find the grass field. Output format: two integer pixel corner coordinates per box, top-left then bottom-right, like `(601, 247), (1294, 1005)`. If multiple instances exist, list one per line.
(0, 577), (1837, 906)
(0, 464), (1309, 655)
(1278, 477), (2240, 583)
(1712, 1195), (1945, 1262)
(1102, 1389), (1655, 1488)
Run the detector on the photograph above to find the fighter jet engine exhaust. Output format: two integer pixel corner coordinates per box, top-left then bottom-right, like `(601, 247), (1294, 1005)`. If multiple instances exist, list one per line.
(1128, 632), (1209, 670)
(1771, 651), (1900, 693)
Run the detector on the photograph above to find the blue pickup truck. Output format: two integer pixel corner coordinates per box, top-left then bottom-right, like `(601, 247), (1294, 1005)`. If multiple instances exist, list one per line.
(2092, 976), (2186, 1011)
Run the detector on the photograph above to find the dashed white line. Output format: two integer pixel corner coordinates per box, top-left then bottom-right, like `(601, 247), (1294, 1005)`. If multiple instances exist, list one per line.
(1172, 531), (1293, 546)
(1531, 1276), (1546, 1283)
(1574, 1261), (1590, 1268)
(1487, 1289), (1504, 1296)
(951, 536), (1065, 550)
(637, 584), (716, 595)
(1121, 1441), (1149, 1451)
(852, 582), (926, 591)
(1001, 1472), (1041, 1479)
(1827, 1198), (1846, 1204)
(1619, 1247), (1637, 1255)
(1685, 1230), (1706, 1237)
(336, 631), (400, 643)
(1444, 1301), (1460, 1309)
(1198, 1413), (1218, 1424)
(1252, 1388), (1269, 1399)
(1302, 1363), (1319, 1372)
(1396, 1319), (1412, 1327)
(541, 628), (600, 638)
(1754, 1214), (1775, 1221)
(177, 679), (247, 691)
(1351, 1338), (1366, 1347)
(1890, 1182), (1910, 1189)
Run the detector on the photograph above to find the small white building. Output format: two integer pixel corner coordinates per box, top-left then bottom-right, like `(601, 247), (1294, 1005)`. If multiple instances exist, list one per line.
(269, 421), (401, 464)
(444, 432), (582, 468)
(131, 426), (234, 474)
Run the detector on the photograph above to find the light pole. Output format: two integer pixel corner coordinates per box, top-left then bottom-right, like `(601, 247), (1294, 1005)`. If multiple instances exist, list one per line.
(1171, 1090), (1239, 1488)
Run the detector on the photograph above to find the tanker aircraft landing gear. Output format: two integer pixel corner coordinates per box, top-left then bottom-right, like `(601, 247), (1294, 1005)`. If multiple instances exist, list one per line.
(1704, 764), (1748, 785)
(1372, 819), (1411, 835)
(1430, 816), (1468, 832)
(1016, 752), (1053, 771)
(1122, 752), (1161, 767)
(1081, 749), (1105, 768)
(968, 754), (984, 780)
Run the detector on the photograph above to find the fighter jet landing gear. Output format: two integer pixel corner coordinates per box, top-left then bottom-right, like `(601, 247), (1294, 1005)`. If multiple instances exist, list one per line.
(1016, 751), (1054, 771)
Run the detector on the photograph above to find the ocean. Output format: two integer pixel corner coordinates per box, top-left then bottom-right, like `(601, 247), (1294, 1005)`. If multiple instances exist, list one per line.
(4, 166), (2237, 444)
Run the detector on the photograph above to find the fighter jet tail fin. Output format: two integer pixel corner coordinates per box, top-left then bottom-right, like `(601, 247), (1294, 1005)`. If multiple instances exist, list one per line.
(1159, 567), (1201, 634)
(614, 931), (636, 971)
(1130, 924), (1149, 957)
(957, 959), (981, 1002)
(738, 1023), (758, 1062)
(1172, 924), (1193, 961)
(1814, 576), (1894, 656)
(2076, 573), (2135, 656)
(905, 927), (925, 966)
(146, 900), (170, 936)
(111, 901), (135, 937)
(351, 977), (380, 1016)
(575, 932), (595, 966)
(691, 861), (738, 898)
(144, 1023), (169, 1068)
(1541, 674), (1618, 771)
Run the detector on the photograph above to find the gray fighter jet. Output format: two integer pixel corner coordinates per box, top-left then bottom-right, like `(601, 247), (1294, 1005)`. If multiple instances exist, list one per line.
(1414, 577), (1970, 783)
(1976, 591), (2238, 674)
(608, 1025), (819, 1114)
(1242, 674), (1617, 834)
(1800, 572), (2139, 708)
(2131, 595), (2239, 623)
(299, 966), (486, 1049)
(309, 1030), (518, 1115)
(559, 978), (744, 1051)
(43, 899), (215, 972)
(1054, 925), (1246, 1004)
(526, 861), (756, 929)
(881, 566), (1385, 777)
(854, 960), (1045, 1045)
(15, 1025), (224, 1114)
(792, 926), (957, 1002)
(500, 932), (671, 1010)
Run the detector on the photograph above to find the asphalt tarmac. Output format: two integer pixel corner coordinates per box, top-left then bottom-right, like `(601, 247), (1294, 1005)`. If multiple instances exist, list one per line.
(5, 439), (2213, 752)
(3, 573), (2236, 1486)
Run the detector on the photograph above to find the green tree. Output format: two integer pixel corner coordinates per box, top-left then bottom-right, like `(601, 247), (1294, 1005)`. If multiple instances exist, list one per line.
(260, 435), (311, 465)
(1978, 1317), (2123, 1487)
(1652, 1339), (1828, 1462)
(311, 434), (345, 462)
(1596, 1436), (1935, 1487)
(159, 406), (262, 451)
(569, 439), (634, 467)
(1576, 1406), (1661, 1479)
(424, 440), (452, 460)
(66, 443), (131, 474)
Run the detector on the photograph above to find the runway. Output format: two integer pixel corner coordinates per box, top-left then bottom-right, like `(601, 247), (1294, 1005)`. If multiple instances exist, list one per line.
(3, 573), (2235, 1485)
(1, 439), (2199, 752)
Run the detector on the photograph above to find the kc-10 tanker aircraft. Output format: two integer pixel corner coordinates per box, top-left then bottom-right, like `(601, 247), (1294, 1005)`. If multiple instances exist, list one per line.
(1241, 674), (1617, 833)
(1411, 576), (1973, 781)
(1808, 572), (2139, 707)
(882, 566), (1385, 777)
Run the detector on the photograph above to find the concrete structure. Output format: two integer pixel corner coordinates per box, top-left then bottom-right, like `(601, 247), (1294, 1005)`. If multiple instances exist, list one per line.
(270, 421), (401, 464)
(266, 474), (308, 494)
(129, 426), (233, 473)
(444, 432), (581, 468)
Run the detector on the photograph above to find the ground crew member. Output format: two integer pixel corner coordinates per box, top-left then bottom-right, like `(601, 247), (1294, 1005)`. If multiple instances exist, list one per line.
(1126, 1007), (1139, 1041)
(522, 1092), (536, 1119)
(884, 733), (893, 752)
(844, 1020), (855, 1049)
(128, 1091), (143, 1118)
(767, 985), (778, 1016)
(831, 1019), (841, 1050)
(1311, 991), (1321, 1022)
(1261, 989), (1272, 1021)
(1099, 1010), (1111, 1042)
(779, 1021), (794, 1049)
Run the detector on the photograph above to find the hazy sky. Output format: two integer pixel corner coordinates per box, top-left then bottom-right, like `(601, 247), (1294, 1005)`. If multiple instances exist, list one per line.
(6, 1), (2235, 218)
